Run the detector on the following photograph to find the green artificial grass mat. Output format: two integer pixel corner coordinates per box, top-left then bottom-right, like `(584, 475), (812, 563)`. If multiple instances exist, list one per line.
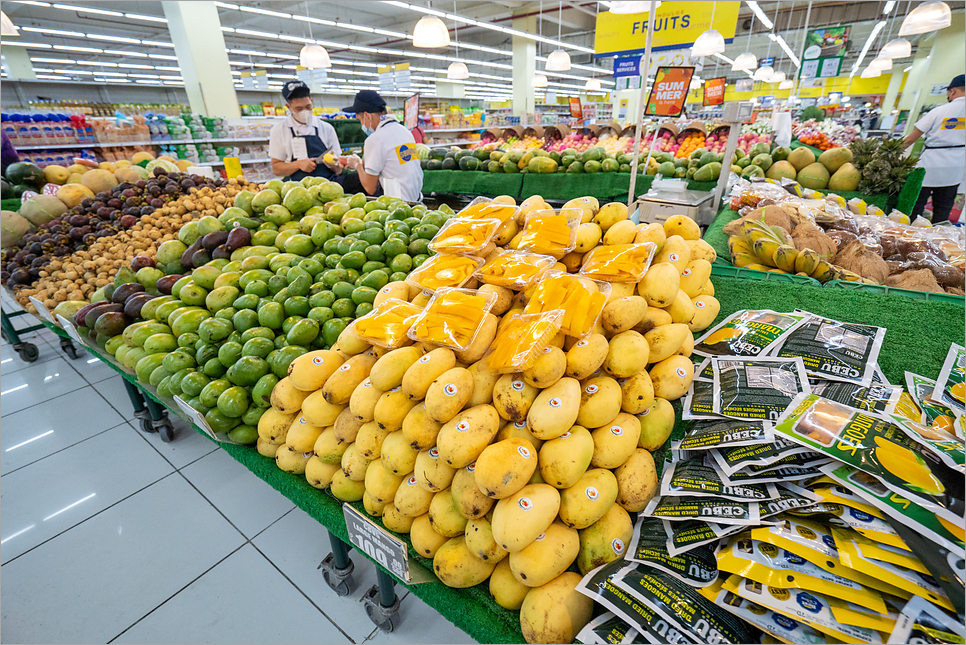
(703, 205), (740, 264)
(423, 170), (524, 198)
(2, 198), (21, 212)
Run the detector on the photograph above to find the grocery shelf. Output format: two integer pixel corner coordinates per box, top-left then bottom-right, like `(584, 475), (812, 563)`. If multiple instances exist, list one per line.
(423, 126), (483, 133)
(197, 157), (271, 167)
(15, 136), (270, 151)
(425, 140), (474, 148)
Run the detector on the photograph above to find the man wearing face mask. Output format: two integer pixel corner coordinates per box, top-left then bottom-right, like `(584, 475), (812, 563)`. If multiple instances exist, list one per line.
(269, 80), (343, 182)
(342, 90), (423, 202)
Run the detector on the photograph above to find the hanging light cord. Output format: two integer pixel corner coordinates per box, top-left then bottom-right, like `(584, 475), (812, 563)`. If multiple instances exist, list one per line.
(453, 0), (459, 56)
(304, 1), (314, 40)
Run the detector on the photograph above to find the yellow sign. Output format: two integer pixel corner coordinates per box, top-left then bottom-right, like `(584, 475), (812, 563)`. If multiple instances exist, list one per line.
(378, 63), (411, 74)
(594, 1), (739, 57)
(223, 157), (243, 180)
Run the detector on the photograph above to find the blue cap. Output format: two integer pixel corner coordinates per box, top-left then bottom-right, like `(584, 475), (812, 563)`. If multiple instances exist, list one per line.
(949, 74), (965, 90)
(343, 90), (387, 114)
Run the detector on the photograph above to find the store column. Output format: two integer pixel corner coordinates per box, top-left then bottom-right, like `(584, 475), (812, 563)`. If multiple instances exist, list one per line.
(880, 69), (904, 119)
(1, 45), (36, 80)
(161, 1), (240, 118)
(511, 14), (537, 117)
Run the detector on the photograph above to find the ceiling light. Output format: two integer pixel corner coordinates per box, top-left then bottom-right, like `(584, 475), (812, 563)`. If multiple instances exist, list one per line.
(77, 60), (117, 66)
(883, 1), (896, 12)
(899, 1), (951, 35)
(299, 44), (331, 69)
(294, 15), (336, 26)
(447, 61), (469, 79)
(850, 20), (886, 76)
(141, 40), (175, 48)
(869, 56), (892, 71)
(104, 50), (148, 57)
(21, 26), (84, 37)
(51, 3), (121, 16)
(235, 29), (279, 39)
(903, 65), (913, 72)
(239, 5), (290, 17)
(29, 57), (74, 63)
(125, 13), (166, 23)
(606, 1), (661, 13)
(744, 1), (774, 29)
(732, 52), (757, 70)
(154, 54), (178, 60)
(861, 66), (881, 78)
(413, 15), (450, 48)
(779, 79), (794, 89)
(545, 49), (571, 72)
(880, 37), (912, 58)
(585, 77), (602, 91)
(753, 65), (774, 81)
(533, 73), (549, 87)
(87, 34), (141, 44)
(689, 78), (702, 90)
(338, 22), (375, 33)
(691, 29), (725, 56)
(770, 71), (786, 83)
(770, 34), (801, 67)
(1, 41), (51, 47)
(53, 45), (102, 52)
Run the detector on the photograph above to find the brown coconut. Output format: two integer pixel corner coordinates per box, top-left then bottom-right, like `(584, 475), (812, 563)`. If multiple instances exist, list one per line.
(723, 205), (795, 237)
(885, 269), (945, 294)
(833, 240), (890, 284)
(946, 287), (965, 297)
(790, 222), (837, 258)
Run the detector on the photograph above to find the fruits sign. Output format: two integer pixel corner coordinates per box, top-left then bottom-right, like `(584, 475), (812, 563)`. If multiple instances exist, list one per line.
(703, 77), (726, 106)
(644, 67), (694, 117)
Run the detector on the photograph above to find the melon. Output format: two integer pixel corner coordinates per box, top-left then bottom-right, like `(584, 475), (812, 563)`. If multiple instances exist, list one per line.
(786, 147), (815, 172)
(43, 164), (70, 185)
(176, 159), (193, 172)
(115, 166), (149, 184)
(145, 159), (179, 175)
(57, 184), (95, 208)
(797, 162), (831, 190)
(765, 160), (796, 181)
(66, 163), (90, 175)
(827, 162), (860, 192)
(114, 160), (132, 169)
(1, 210), (32, 248)
(98, 161), (117, 173)
(66, 173), (84, 185)
(80, 168), (118, 194)
(132, 151), (155, 164)
(20, 194), (68, 226)
(817, 147), (854, 174)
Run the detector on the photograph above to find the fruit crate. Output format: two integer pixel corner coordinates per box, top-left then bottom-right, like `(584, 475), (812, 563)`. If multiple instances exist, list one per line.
(710, 264), (822, 286)
(824, 280), (965, 307)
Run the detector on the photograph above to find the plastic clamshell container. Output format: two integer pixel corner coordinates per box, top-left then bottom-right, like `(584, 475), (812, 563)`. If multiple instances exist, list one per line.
(523, 270), (611, 338)
(579, 242), (657, 282)
(518, 208), (581, 258)
(405, 253), (484, 293)
(346, 298), (424, 349)
(486, 310), (565, 373)
(457, 196), (519, 227)
(475, 250), (557, 290)
(407, 287), (499, 351)
(428, 216), (502, 256)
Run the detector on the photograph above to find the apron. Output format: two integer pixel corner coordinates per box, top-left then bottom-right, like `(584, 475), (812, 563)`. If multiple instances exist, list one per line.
(284, 125), (337, 182)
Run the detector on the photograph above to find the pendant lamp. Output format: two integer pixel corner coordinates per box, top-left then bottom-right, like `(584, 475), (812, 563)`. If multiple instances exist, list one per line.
(770, 70), (786, 83)
(732, 52), (758, 71)
(899, 1), (951, 36)
(447, 62), (469, 79)
(869, 56), (893, 71)
(754, 65), (774, 81)
(691, 29), (725, 56)
(413, 15), (450, 48)
(1, 11), (18, 36)
(608, 1), (661, 13)
(300, 44), (331, 69)
(779, 79), (794, 89)
(533, 73), (549, 87)
(880, 37), (912, 58)
(861, 66), (882, 78)
(545, 2), (571, 71)
(585, 77), (602, 91)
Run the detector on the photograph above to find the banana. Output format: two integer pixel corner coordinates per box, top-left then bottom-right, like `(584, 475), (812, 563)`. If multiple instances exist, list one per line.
(810, 260), (839, 283)
(768, 225), (791, 245)
(752, 238), (782, 267)
(794, 249), (820, 276)
(730, 252), (758, 268)
(727, 236), (753, 256)
(740, 220), (782, 245)
(745, 263), (772, 272)
(771, 245), (798, 273)
(837, 269), (863, 282)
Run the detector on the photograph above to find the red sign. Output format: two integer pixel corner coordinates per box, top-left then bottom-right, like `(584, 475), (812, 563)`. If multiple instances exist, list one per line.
(703, 77), (726, 106)
(644, 66), (695, 117)
(569, 97), (583, 119)
(404, 93), (420, 130)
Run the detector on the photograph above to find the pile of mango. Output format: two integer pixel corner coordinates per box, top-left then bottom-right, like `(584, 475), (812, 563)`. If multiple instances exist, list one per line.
(258, 199), (721, 644)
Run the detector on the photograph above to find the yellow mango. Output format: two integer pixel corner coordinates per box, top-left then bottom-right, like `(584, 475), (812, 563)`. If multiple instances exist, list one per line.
(380, 429), (419, 475)
(394, 473), (435, 517)
(620, 371), (655, 415)
(493, 373), (540, 423)
(615, 448), (658, 512)
(465, 514), (508, 563)
(577, 504), (633, 574)
(527, 377), (581, 440)
(491, 484), (561, 553)
(348, 377), (384, 422)
(603, 330), (649, 378)
(649, 355), (694, 401)
(322, 352), (377, 405)
(414, 446), (457, 492)
(429, 488), (468, 537)
(590, 412), (639, 469)
(433, 537), (497, 588)
(510, 521), (580, 587)
(424, 367), (475, 423)
(287, 349), (344, 392)
(474, 437), (538, 499)
(637, 397), (675, 450)
(436, 404), (501, 468)
(491, 558), (530, 610)
(411, 513), (449, 558)
(452, 464), (495, 519)
(565, 334), (608, 380)
(576, 376), (622, 429)
(538, 425), (594, 489)
(402, 347), (456, 400)
(520, 572), (593, 645)
(558, 468), (618, 529)
(637, 262), (680, 308)
(401, 402), (443, 451)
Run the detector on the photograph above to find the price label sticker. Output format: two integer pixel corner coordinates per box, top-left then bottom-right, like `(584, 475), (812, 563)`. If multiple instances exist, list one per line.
(28, 296), (55, 323)
(56, 314), (91, 349)
(173, 395), (219, 441)
(343, 504), (412, 583)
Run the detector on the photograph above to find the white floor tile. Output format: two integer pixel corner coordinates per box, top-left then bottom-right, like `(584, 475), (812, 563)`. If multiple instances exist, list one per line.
(71, 351), (124, 384)
(0, 474), (246, 644)
(92, 374), (138, 420)
(363, 592), (475, 645)
(1, 386), (126, 474)
(0, 357), (88, 417)
(253, 506), (381, 643)
(134, 418), (218, 470)
(0, 338), (58, 375)
(0, 424), (175, 564)
(181, 449), (294, 538)
(112, 544), (351, 645)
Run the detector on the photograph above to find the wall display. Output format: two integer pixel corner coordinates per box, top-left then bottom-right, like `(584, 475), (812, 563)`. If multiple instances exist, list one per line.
(803, 25), (851, 59)
(404, 93), (420, 130)
(735, 78), (754, 93)
(614, 55), (642, 78)
(644, 66), (694, 116)
(704, 77), (727, 106)
(594, 1), (739, 57)
(800, 56), (843, 80)
(570, 97), (583, 118)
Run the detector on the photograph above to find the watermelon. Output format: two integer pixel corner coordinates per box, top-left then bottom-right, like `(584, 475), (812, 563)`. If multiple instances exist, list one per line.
(441, 157), (458, 170)
(458, 156), (481, 171)
(5, 162), (45, 189)
(0, 179), (12, 199)
(427, 159), (443, 171)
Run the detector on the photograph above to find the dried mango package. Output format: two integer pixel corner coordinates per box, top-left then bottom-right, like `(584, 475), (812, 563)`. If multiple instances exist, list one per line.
(611, 566), (759, 644)
(579, 243), (657, 283)
(643, 493), (762, 526)
(932, 343), (965, 414)
(407, 287), (498, 351)
(826, 597), (901, 633)
(575, 612), (642, 645)
(699, 579), (833, 645)
(518, 208), (580, 258)
(404, 253), (482, 293)
(523, 270), (610, 338)
(773, 314), (886, 387)
(715, 532), (889, 613)
(712, 357), (811, 422)
(695, 310), (810, 358)
(660, 454), (780, 502)
(346, 298), (423, 349)
(627, 516), (718, 587)
(885, 521), (966, 618)
(485, 310), (564, 373)
(790, 502), (906, 549)
(694, 358), (715, 381)
(759, 483), (825, 518)
(809, 379), (903, 415)
(682, 380), (719, 420)
(715, 463), (822, 486)
(831, 525), (923, 572)
(888, 596), (966, 644)
(906, 372), (960, 433)
(808, 483), (888, 519)
(885, 414), (964, 472)
(709, 437), (817, 477)
(774, 393), (965, 527)
(722, 575), (884, 644)
(677, 419), (775, 451)
(663, 518), (746, 556)
(475, 249), (556, 290)
(427, 216), (501, 256)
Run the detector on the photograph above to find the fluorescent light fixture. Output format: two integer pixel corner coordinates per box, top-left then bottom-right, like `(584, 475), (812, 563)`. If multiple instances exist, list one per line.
(34, 74), (70, 79)
(299, 44), (331, 69)
(732, 51), (757, 70)
(116, 63), (155, 69)
(87, 34), (141, 44)
(769, 34), (801, 67)
(53, 45), (102, 52)
(903, 65), (913, 72)
(851, 20), (886, 76)
(881, 37), (912, 58)
(125, 13), (166, 23)
(77, 60), (117, 66)
(236, 29), (279, 39)
(1, 40), (51, 47)
(104, 50), (148, 57)
(20, 26), (84, 37)
(447, 61), (469, 79)
(843, 96), (851, 102)
(153, 54), (178, 60)
(158, 75), (182, 80)
(293, 15), (336, 26)
(869, 56), (892, 71)
(30, 57), (74, 63)
(213, 1), (239, 8)
(154, 66), (180, 71)
(883, 1), (896, 12)
(338, 22), (375, 33)
(221, 26), (235, 32)
(239, 5), (290, 18)
(899, 1), (951, 35)
(129, 73), (160, 78)
(52, 3), (121, 16)
(141, 40), (174, 48)
(230, 49), (266, 56)
(10, 0), (50, 5)
(744, 1), (774, 29)
(413, 15), (450, 48)
(545, 49), (572, 72)
(691, 29), (725, 56)
(1, 526), (35, 545)
(533, 73), (549, 87)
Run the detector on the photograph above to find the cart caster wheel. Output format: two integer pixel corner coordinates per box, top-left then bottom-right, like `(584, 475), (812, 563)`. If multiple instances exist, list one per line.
(140, 417), (158, 434)
(157, 420), (176, 443)
(319, 553), (355, 596)
(365, 609), (393, 634)
(323, 570), (352, 596)
(60, 339), (80, 360)
(362, 584), (400, 633)
(16, 343), (39, 363)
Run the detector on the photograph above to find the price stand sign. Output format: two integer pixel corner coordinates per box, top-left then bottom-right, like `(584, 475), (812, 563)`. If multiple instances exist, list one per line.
(644, 66), (694, 116)
(703, 77), (726, 106)
(343, 504), (434, 584)
(173, 395), (242, 444)
(55, 314), (92, 349)
(569, 97), (583, 118)
(404, 93), (420, 130)
(28, 296), (55, 324)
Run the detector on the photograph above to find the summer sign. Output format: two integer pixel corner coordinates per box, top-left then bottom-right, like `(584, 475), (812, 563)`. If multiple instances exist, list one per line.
(645, 67), (694, 116)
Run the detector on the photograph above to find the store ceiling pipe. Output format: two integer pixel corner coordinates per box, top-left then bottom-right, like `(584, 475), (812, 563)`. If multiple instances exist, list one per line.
(899, 1), (952, 35)
(880, 37), (912, 58)
(413, 15), (450, 47)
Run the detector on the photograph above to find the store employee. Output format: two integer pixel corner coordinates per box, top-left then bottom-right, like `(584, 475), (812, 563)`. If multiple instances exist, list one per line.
(903, 74), (965, 223)
(343, 90), (423, 202)
(269, 80), (343, 182)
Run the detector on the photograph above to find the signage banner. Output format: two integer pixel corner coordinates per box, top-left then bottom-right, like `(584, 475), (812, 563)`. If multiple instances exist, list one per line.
(703, 76), (726, 106)
(759, 57), (775, 68)
(613, 55), (641, 77)
(569, 97), (583, 118)
(615, 75), (642, 91)
(801, 77), (826, 89)
(644, 66), (694, 116)
(803, 25), (850, 60)
(735, 78), (754, 93)
(594, 1), (739, 57)
(404, 93), (419, 130)
(647, 48), (702, 73)
(799, 56), (842, 80)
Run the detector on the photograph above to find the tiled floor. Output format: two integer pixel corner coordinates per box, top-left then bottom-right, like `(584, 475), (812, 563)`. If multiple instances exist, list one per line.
(0, 299), (475, 644)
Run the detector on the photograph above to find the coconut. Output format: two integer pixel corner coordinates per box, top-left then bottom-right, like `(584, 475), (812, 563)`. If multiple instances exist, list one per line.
(722, 204), (797, 237)
(885, 269), (945, 293)
(790, 221), (837, 258)
(833, 240), (890, 284)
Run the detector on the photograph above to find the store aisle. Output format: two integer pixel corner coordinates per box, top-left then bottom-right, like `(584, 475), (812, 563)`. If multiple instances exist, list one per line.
(0, 310), (475, 645)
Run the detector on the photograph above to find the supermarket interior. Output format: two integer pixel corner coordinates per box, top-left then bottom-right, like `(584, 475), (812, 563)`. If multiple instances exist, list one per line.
(0, 1), (965, 644)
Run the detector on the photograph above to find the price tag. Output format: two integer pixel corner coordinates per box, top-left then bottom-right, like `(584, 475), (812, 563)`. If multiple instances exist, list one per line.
(223, 157), (243, 179)
(343, 504), (432, 584)
(173, 395), (220, 441)
(28, 296), (55, 324)
(56, 314), (91, 349)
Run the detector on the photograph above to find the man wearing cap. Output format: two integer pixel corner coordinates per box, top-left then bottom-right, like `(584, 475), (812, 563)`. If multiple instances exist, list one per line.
(269, 80), (343, 182)
(903, 74), (965, 223)
(342, 90), (423, 202)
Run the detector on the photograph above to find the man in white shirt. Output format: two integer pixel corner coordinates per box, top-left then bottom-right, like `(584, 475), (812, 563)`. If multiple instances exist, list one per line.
(342, 90), (423, 202)
(903, 74), (965, 223)
(269, 80), (343, 182)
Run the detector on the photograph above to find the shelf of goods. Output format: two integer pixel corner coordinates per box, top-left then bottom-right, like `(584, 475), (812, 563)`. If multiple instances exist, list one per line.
(2, 161), (964, 643)
(14, 136), (271, 152)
